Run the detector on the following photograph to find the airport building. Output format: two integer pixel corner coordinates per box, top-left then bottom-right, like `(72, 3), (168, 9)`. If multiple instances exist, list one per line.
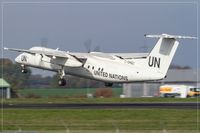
(123, 69), (200, 97)
(0, 78), (11, 99)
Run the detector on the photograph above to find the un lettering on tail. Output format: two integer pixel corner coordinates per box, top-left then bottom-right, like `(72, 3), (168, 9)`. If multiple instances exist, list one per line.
(148, 56), (160, 68)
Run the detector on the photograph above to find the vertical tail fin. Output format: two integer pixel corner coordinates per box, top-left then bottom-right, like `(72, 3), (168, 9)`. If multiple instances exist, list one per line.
(145, 34), (196, 78)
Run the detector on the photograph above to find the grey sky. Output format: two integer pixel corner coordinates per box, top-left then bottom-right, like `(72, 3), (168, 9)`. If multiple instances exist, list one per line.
(0, 0), (198, 75)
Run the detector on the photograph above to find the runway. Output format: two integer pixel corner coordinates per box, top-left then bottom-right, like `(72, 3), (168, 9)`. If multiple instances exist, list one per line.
(2, 102), (199, 109)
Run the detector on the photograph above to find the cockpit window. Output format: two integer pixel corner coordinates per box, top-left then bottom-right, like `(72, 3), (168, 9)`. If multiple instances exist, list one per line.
(21, 55), (27, 62)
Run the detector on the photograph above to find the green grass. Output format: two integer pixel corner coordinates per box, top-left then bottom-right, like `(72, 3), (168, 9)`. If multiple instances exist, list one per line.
(2, 97), (199, 132)
(3, 97), (199, 104)
(1, 108), (199, 131)
(17, 88), (123, 98)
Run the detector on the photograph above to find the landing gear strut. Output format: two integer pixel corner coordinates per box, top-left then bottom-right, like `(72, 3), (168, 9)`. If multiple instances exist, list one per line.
(58, 68), (66, 86)
(21, 64), (28, 73)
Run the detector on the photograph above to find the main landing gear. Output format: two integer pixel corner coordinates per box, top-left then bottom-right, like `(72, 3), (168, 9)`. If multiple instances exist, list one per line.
(58, 68), (66, 86)
(21, 64), (28, 73)
(58, 78), (66, 86)
(105, 82), (113, 87)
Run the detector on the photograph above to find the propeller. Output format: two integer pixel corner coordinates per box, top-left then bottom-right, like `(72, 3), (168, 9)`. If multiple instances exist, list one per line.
(40, 37), (48, 47)
(84, 39), (101, 53)
(93, 46), (101, 52)
(39, 37), (49, 70)
(84, 39), (92, 53)
(140, 36), (149, 52)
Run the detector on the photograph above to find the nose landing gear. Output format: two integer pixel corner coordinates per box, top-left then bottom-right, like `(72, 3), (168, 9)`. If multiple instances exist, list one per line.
(21, 64), (28, 73)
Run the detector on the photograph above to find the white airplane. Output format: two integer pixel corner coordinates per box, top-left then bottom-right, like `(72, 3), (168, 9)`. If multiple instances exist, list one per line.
(4, 34), (196, 87)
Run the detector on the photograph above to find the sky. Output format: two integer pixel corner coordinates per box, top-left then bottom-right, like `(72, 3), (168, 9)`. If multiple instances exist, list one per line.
(0, 0), (199, 76)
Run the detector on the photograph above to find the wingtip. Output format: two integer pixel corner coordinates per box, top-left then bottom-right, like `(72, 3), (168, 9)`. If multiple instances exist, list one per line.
(4, 47), (8, 50)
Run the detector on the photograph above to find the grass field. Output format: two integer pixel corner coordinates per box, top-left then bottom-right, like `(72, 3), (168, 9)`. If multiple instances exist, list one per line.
(1, 97), (199, 132)
(17, 88), (123, 98)
(3, 97), (199, 104)
(1, 108), (199, 132)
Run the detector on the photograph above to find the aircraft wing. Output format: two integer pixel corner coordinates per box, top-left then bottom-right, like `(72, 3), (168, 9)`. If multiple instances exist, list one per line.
(70, 52), (149, 60)
(4, 47), (68, 58)
(90, 52), (149, 59)
(5, 47), (148, 67)
(109, 53), (149, 59)
(4, 47), (83, 67)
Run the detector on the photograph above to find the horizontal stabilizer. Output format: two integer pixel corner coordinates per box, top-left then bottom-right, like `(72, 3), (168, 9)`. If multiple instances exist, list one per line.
(145, 33), (197, 39)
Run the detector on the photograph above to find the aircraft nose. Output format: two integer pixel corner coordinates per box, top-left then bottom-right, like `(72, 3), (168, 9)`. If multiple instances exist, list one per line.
(15, 55), (21, 63)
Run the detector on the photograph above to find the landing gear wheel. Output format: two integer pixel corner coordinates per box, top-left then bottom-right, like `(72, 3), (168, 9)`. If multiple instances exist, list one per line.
(21, 64), (28, 73)
(21, 69), (28, 73)
(57, 68), (66, 86)
(58, 78), (66, 86)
